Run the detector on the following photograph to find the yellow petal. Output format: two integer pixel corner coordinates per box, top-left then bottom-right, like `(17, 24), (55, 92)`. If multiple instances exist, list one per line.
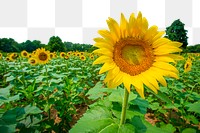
(152, 31), (165, 43)
(107, 17), (120, 41)
(155, 56), (176, 63)
(152, 67), (179, 79)
(104, 66), (120, 82)
(123, 73), (132, 93)
(94, 42), (113, 50)
(93, 56), (112, 65)
(108, 71), (124, 88)
(152, 38), (171, 48)
(148, 68), (167, 86)
(153, 62), (179, 73)
(154, 46), (182, 55)
(131, 75), (145, 98)
(93, 48), (113, 57)
(98, 30), (114, 44)
(142, 17), (148, 32)
(167, 54), (184, 60)
(120, 13), (128, 38)
(99, 62), (115, 74)
(140, 72), (159, 93)
(144, 26), (158, 41)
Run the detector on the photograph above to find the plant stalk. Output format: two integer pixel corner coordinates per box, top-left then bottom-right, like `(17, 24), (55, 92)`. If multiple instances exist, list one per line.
(120, 88), (129, 126)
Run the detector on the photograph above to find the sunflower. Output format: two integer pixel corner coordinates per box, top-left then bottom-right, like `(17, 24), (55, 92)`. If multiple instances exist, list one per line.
(184, 58), (192, 72)
(80, 55), (86, 61)
(21, 50), (28, 58)
(28, 57), (38, 65)
(89, 55), (94, 60)
(33, 48), (50, 64)
(65, 55), (69, 60)
(60, 52), (66, 58)
(9, 53), (18, 61)
(80, 52), (84, 55)
(67, 51), (72, 56)
(49, 53), (54, 59)
(6, 57), (10, 61)
(76, 52), (81, 57)
(93, 12), (183, 98)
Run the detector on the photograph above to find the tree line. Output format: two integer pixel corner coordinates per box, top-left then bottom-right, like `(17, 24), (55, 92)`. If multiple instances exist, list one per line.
(0, 36), (97, 53)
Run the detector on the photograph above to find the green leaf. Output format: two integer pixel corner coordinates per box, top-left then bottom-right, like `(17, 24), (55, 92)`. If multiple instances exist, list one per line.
(6, 75), (15, 82)
(86, 82), (112, 100)
(108, 88), (137, 103)
(160, 124), (176, 133)
(186, 101), (200, 114)
(182, 128), (196, 133)
(99, 123), (119, 133)
(69, 106), (114, 133)
(24, 105), (43, 115)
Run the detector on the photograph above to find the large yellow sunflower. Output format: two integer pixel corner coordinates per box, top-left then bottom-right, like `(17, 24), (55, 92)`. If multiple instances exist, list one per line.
(33, 48), (50, 64)
(93, 12), (183, 98)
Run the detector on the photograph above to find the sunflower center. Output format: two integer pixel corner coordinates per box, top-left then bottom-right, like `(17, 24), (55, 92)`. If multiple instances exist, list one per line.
(31, 59), (35, 63)
(39, 52), (47, 61)
(122, 45), (146, 65)
(113, 37), (154, 76)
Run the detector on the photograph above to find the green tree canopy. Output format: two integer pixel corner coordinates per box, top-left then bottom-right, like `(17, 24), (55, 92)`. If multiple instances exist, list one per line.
(47, 36), (66, 52)
(0, 38), (19, 52)
(165, 19), (188, 48)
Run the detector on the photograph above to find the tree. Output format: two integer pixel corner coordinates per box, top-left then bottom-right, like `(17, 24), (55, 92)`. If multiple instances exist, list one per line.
(165, 19), (188, 48)
(0, 38), (19, 52)
(47, 36), (66, 52)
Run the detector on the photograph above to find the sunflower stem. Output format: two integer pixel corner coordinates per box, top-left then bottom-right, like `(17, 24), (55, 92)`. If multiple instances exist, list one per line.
(120, 88), (129, 126)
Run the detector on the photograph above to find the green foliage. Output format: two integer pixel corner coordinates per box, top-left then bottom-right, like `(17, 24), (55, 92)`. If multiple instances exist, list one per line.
(185, 44), (200, 53)
(0, 38), (19, 52)
(165, 19), (188, 48)
(47, 36), (66, 52)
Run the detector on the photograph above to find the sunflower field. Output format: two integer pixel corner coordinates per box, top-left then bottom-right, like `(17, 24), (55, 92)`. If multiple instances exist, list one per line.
(0, 12), (200, 133)
(0, 50), (199, 133)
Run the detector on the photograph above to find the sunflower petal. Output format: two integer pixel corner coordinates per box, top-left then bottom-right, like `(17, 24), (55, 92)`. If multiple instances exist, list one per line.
(93, 56), (112, 65)
(154, 46), (182, 55)
(93, 48), (113, 57)
(167, 54), (184, 60)
(104, 66), (120, 82)
(131, 75), (145, 98)
(152, 38), (171, 48)
(155, 56), (176, 63)
(99, 62), (115, 74)
(153, 62), (179, 73)
(123, 73), (132, 93)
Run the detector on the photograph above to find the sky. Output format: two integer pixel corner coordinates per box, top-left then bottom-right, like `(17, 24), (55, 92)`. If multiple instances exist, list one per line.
(0, 0), (199, 46)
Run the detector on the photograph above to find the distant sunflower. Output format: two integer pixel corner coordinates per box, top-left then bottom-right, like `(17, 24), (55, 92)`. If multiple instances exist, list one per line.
(9, 53), (17, 61)
(184, 58), (192, 72)
(80, 52), (84, 55)
(6, 57), (10, 61)
(65, 55), (69, 60)
(93, 12), (183, 98)
(76, 52), (80, 57)
(89, 55), (94, 60)
(34, 48), (50, 64)
(21, 50), (28, 58)
(80, 55), (86, 61)
(67, 52), (72, 56)
(60, 52), (66, 58)
(28, 57), (38, 65)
